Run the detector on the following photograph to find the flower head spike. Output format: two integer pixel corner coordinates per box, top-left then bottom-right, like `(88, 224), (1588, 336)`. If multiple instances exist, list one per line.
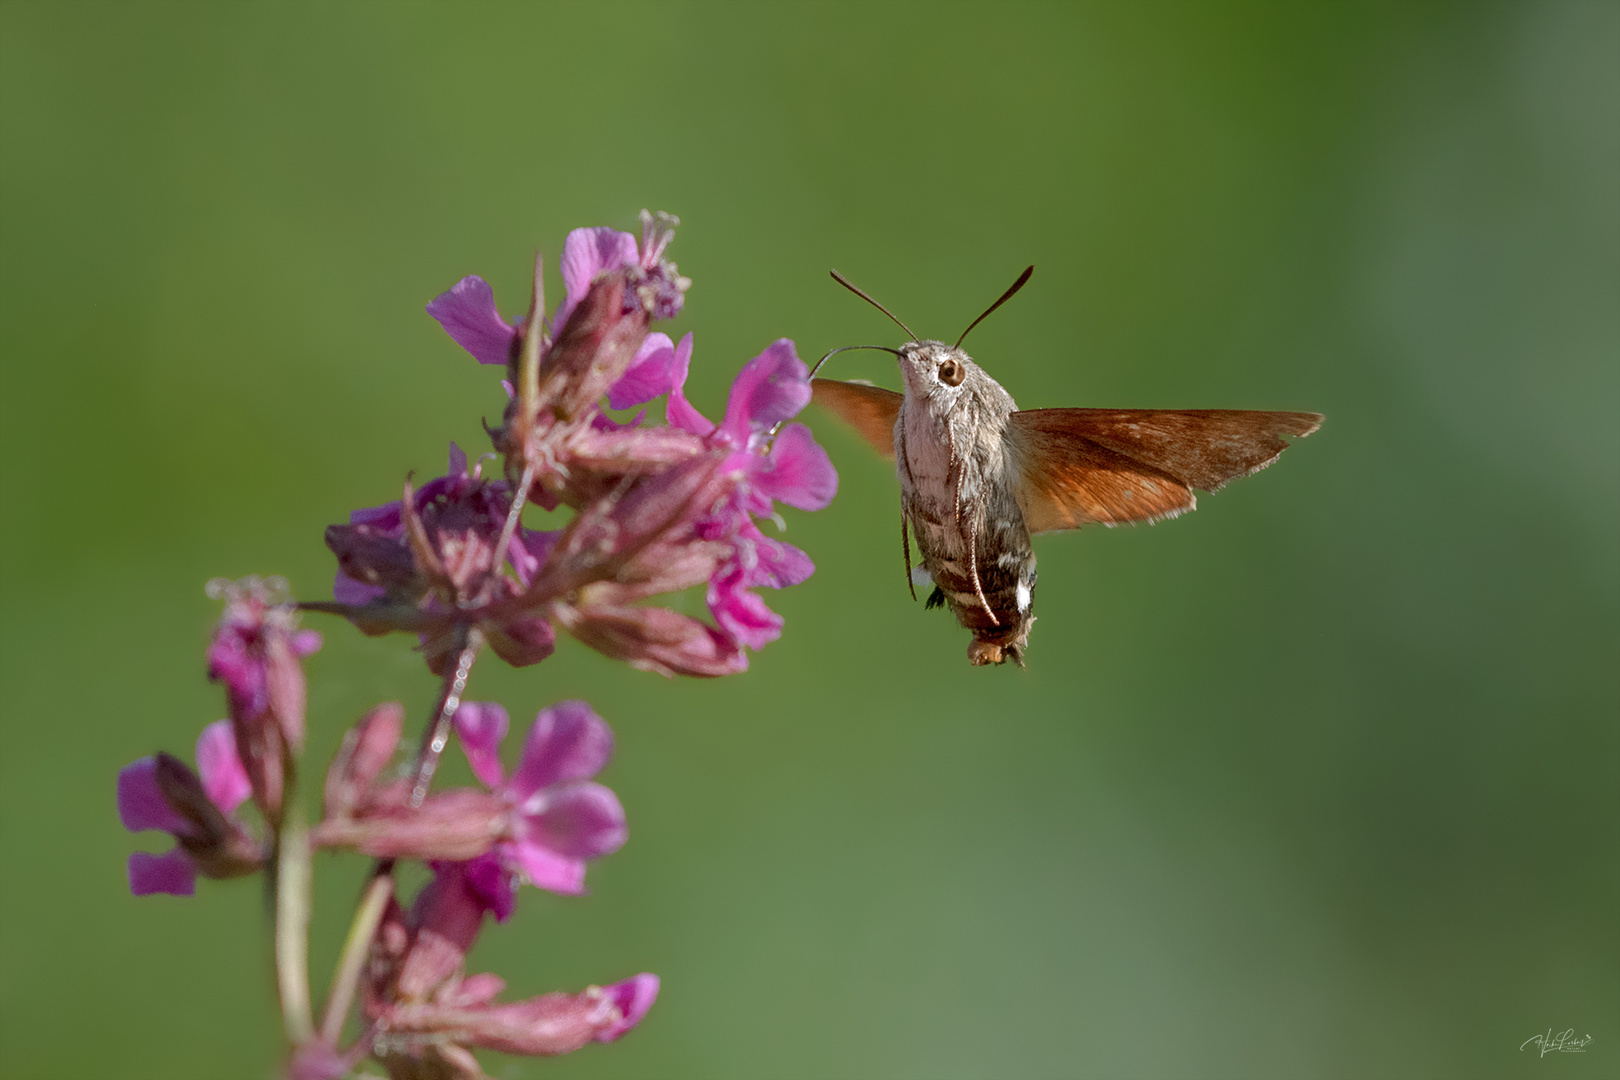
(452, 700), (627, 900)
(117, 720), (262, 896)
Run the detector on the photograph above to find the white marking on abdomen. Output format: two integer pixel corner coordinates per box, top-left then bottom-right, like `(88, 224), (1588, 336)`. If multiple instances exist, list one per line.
(1016, 580), (1031, 612)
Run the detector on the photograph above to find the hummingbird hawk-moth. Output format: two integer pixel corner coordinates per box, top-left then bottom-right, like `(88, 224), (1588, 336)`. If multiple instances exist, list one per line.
(809, 266), (1323, 667)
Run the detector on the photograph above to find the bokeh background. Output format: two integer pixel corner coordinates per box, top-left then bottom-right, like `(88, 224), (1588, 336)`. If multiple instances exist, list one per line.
(2, 2), (1615, 1078)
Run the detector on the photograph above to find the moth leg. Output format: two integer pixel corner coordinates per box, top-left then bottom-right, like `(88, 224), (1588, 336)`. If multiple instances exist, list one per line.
(901, 502), (917, 602)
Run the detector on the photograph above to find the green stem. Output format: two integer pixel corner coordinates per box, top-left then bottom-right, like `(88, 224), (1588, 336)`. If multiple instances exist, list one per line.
(275, 804), (316, 1045)
(318, 868), (394, 1045)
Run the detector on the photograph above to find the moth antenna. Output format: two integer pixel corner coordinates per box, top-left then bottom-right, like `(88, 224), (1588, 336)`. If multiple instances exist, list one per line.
(955, 265), (1034, 349)
(830, 270), (919, 341)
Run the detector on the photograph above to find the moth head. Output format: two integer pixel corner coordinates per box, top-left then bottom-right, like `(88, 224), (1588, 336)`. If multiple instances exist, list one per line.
(897, 340), (974, 395)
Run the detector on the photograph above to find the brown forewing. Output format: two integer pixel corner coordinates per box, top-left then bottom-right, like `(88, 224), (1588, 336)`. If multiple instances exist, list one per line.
(1005, 408), (1322, 532)
(810, 379), (903, 458)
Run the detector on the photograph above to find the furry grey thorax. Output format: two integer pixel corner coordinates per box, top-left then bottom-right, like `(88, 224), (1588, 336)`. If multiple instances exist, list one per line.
(893, 341), (1038, 665)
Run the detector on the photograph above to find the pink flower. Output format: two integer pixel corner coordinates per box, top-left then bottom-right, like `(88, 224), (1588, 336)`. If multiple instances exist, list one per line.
(117, 721), (260, 896)
(665, 335), (838, 648)
(452, 701), (627, 908)
(425, 211), (687, 407)
(556, 210), (686, 328)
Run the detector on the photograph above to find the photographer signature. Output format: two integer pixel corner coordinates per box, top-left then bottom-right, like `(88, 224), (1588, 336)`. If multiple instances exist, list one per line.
(1520, 1029), (1591, 1057)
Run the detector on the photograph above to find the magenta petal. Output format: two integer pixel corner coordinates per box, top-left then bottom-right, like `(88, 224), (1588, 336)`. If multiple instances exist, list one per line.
(708, 577), (784, 651)
(348, 500), (400, 528)
(508, 701), (614, 801)
(596, 974), (660, 1042)
(333, 573), (385, 605)
(720, 339), (810, 445)
(128, 848), (197, 896)
(748, 534), (815, 590)
(195, 720), (251, 815)
(117, 757), (190, 835)
(663, 333), (714, 436)
(608, 333), (677, 410)
(509, 528), (560, 586)
(460, 852), (517, 923)
(520, 782), (628, 861)
(453, 702), (510, 789)
(558, 227), (639, 328)
(426, 276), (517, 366)
(503, 841), (587, 896)
(756, 422), (838, 511)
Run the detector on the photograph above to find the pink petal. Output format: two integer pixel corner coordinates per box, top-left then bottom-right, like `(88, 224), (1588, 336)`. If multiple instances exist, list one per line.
(709, 582), (784, 651)
(426, 275), (517, 366)
(720, 339), (810, 446)
(290, 629), (323, 657)
(453, 702), (509, 789)
(519, 782), (628, 861)
(747, 533), (815, 590)
(194, 720), (251, 815)
(502, 841), (587, 896)
(663, 333), (714, 436)
(608, 332), (678, 410)
(756, 422), (838, 511)
(128, 848), (197, 896)
(447, 442), (468, 477)
(451, 972), (509, 1007)
(507, 701), (614, 801)
(117, 757), (190, 835)
(595, 974), (660, 1042)
(557, 227), (639, 330)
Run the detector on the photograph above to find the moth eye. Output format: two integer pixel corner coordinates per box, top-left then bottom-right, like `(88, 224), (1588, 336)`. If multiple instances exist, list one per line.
(937, 359), (965, 386)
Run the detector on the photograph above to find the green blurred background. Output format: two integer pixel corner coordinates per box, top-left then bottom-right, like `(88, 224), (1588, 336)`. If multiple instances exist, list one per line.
(2, 2), (1615, 1077)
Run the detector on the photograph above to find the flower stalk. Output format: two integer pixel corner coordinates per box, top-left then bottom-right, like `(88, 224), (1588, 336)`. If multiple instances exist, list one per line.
(274, 804), (315, 1045)
(320, 870), (395, 1046)
(115, 212), (837, 1078)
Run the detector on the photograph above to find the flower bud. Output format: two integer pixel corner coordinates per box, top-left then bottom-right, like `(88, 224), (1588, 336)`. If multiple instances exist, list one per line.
(553, 601), (746, 678)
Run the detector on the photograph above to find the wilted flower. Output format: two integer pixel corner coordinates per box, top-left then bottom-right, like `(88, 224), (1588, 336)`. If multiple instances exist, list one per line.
(206, 576), (321, 822)
(323, 445), (558, 671)
(117, 720), (261, 895)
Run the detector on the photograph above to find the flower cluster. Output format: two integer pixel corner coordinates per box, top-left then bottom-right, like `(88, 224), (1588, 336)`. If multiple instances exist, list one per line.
(117, 213), (836, 1079)
(322, 210), (836, 677)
